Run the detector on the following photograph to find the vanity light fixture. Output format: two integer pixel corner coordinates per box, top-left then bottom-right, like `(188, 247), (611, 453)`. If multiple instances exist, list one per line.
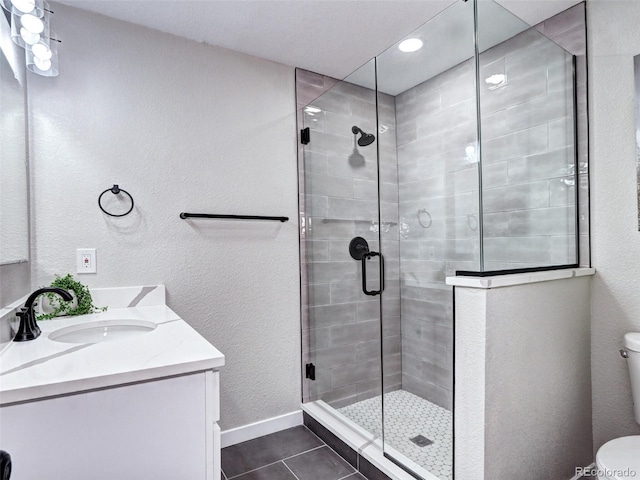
(398, 38), (423, 53)
(1, 0), (44, 18)
(2, 0), (59, 77)
(26, 31), (58, 76)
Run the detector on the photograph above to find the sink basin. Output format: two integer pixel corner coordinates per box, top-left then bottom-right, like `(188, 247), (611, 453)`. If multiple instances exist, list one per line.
(49, 319), (156, 344)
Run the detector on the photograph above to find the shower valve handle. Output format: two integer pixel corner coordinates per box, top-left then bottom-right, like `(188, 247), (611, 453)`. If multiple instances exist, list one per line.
(362, 251), (384, 296)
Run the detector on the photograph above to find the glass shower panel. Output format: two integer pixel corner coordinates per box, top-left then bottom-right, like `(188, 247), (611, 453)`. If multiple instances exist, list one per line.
(477, 0), (578, 269)
(300, 60), (385, 438)
(374, 1), (478, 478)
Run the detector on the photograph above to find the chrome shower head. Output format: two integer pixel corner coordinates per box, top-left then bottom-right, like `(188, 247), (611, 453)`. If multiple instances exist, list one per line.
(352, 126), (376, 147)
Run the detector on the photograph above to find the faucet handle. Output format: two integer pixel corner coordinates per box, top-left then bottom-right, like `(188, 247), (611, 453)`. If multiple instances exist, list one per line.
(14, 306), (40, 342)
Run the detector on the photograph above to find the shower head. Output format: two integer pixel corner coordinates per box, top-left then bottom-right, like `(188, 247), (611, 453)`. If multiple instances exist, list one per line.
(352, 126), (376, 147)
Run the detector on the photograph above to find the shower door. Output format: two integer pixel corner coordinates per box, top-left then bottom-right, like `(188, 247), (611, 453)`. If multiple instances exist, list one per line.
(299, 59), (400, 442)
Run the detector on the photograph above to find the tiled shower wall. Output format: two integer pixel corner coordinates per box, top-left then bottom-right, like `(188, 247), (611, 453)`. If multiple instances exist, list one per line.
(395, 58), (478, 409)
(297, 69), (402, 410)
(394, 10), (585, 408)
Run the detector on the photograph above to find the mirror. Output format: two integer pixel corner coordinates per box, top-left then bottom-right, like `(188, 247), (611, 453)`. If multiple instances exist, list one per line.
(0, 13), (29, 265)
(635, 54), (640, 230)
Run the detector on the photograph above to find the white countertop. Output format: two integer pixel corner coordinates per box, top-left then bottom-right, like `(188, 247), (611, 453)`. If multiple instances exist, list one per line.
(0, 286), (224, 406)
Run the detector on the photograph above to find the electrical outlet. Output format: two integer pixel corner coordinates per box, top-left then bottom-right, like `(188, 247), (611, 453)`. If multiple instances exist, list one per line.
(77, 248), (97, 274)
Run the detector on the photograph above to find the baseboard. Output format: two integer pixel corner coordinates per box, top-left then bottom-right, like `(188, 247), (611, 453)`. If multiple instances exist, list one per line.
(570, 462), (596, 480)
(220, 410), (303, 448)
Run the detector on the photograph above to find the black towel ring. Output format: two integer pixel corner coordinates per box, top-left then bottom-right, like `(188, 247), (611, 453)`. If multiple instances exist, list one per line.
(418, 208), (432, 229)
(98, 185), (134, 217)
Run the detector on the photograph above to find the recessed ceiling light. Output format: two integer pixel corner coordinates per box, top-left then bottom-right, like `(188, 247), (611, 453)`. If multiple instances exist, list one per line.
(398, 38), (423, 53)
(485, 74), (506, 86)
(305, 106), (321, 114)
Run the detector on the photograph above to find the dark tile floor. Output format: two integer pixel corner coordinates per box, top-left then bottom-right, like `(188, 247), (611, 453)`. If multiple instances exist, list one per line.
(221, 425), (368, 480)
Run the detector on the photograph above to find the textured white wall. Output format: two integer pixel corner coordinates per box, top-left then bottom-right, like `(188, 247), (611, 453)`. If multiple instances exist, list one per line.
(484, 277), (592, 478)
(455, 275), (592, 479)
(588, 0), (640, 451)
(28, 3), (300, 430)
(453, 287), (486, 480)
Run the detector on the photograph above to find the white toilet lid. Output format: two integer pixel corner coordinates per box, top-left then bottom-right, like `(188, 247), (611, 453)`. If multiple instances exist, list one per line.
(596, 436), (640, 478)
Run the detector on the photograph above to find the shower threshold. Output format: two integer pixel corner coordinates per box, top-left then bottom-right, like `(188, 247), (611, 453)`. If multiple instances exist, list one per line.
(302, 398), (445, 480)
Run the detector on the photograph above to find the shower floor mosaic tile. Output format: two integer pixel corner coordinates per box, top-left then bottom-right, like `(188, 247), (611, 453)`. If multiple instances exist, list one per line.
(338, 390), (452, 480)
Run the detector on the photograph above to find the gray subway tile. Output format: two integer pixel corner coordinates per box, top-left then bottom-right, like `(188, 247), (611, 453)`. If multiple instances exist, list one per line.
(508, 206), (576, 236)
(508, 146), (574, 184)
(325, 155), (378, 181)
(306, 174), (353, 198)
(308, 303), (357, 328)
(548, 116), (576, 151)
(324, 110), (375, 140)
(482, 180), (550, 213)
(549, 235), (577, 265)
(357, 339), (381, 362)
(308, 217), (355, 240)
(312, 385), (357, 409)
(327, 198), (378, 221)
(331, 358), (380, 389)
(309, 327), (331, 350)
(330, 319), (380, 348)
(483, 161), (508, 189)
(484, 236), (553, 264)
(303, 195), (328, 218)
(303, 241), (329, 262)
(302, 283), (330, 306)
(313, 345), (358, 369)
(303, 150), (328, 175)
(482, 124), (548, 164)
(483, 212), (510, 237)
(307, 261), (358, 284)
(354, 179), (377, 200)
(506, 89), (573, 133)
(549, 177), (577, 207)
(402, 374), (452, 410)
(397, 134), (443, 165)
(481, 68), (548, 116)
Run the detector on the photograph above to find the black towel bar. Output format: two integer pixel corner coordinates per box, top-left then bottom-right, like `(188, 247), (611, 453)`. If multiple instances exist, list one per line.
(179, 213), (288, 222)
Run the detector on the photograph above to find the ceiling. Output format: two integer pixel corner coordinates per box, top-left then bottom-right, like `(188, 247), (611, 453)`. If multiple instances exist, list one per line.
(57, 0), (583, 81)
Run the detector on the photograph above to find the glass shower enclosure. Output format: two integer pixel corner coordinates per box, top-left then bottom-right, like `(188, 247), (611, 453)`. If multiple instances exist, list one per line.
(297, 1), (585, 478)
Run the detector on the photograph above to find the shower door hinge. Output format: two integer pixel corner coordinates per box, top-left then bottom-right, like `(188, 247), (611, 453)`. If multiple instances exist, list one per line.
(305, 363), (316, 380)
(301, 127), (310, 145)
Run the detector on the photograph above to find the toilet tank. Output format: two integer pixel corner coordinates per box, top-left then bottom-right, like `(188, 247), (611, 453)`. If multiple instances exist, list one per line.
(625, 332), (640, 425)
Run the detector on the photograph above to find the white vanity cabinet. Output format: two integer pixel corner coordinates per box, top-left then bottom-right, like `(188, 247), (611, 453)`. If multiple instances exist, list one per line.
(0, 370), (221, 480)
(0, 287), (225, 480)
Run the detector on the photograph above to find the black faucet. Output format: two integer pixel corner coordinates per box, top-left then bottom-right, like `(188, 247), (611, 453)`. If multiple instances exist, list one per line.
(13, 288), (74, 342)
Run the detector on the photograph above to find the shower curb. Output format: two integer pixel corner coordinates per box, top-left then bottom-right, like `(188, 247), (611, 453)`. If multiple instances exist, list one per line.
(302, 402), (440, 480)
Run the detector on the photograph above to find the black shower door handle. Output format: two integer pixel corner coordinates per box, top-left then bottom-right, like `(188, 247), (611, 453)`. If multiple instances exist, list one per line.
(361, 251), (384, 296)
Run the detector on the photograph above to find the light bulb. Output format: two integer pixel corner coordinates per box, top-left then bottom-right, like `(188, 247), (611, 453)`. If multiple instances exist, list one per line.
(21, 14), (44, 34)
(11, 0), (35, 13)
(398, 38), (423, 53)
(32, 43), (51, 60)
(33, 55), (51, 71)
(20, 27), (40, 45)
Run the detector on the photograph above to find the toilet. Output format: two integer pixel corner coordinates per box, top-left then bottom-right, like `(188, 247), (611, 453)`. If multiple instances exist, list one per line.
(595, 333), (640, 480)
